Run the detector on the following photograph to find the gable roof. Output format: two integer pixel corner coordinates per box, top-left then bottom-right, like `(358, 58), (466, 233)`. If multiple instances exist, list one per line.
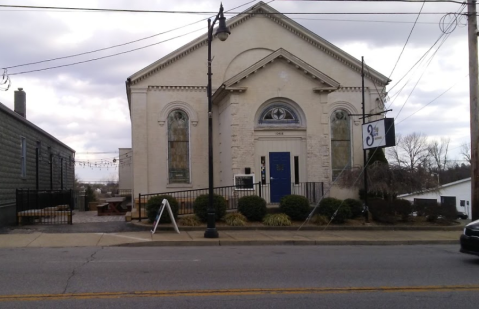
(223, 48), (340, 90)
(398, 177), (471, 198)
(0, 102), (75, 153)
(127, 1), (390, 87)
(212, 48), (340, 101)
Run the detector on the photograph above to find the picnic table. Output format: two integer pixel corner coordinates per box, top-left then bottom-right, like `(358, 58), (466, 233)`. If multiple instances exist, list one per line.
(97, 197), (126, 216)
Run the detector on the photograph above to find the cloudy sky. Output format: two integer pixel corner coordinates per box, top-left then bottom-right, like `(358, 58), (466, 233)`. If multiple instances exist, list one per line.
(0, 0), (472, 182)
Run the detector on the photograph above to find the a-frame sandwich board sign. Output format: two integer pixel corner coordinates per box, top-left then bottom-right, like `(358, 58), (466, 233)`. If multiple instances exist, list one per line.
(151, 199), (180, 234)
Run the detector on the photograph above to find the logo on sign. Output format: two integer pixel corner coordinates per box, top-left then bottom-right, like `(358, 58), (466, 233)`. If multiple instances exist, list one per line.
(366, 124), (379, 146)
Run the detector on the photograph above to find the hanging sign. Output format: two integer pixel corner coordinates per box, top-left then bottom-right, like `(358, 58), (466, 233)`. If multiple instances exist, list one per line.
(362, 118), (396, 150)
(151, 199), (180, 234)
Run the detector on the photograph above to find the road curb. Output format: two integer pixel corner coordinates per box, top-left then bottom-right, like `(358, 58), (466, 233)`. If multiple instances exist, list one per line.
(115, 239), (458, 247)
(129, 220), (465, 232)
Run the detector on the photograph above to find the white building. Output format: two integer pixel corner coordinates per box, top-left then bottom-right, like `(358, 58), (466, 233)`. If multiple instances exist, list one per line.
(398, 178), (471, 219)
(125, 2), (390, 204)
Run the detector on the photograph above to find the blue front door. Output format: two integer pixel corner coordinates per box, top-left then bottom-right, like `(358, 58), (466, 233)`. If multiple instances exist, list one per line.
(269, 152), (291, 203)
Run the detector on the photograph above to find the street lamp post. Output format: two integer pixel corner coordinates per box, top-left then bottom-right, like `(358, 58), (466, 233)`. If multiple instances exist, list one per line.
(204, 4), (231, 239)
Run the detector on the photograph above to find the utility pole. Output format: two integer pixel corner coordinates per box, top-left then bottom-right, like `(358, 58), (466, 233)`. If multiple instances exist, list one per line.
(467, 0), (479, 221)
(362, 57), (369, 223)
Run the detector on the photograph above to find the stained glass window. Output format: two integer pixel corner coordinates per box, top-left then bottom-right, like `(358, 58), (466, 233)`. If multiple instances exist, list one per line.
(168, 110), (190, 183)
(331, 109), (351, 180)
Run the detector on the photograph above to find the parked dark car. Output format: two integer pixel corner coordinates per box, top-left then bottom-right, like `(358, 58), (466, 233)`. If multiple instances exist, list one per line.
(457, 211), (468, 220)
(460, 219), (479, 256)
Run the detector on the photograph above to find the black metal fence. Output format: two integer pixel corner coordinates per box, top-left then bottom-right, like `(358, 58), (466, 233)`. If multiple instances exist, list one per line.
(137, 182), (323, 221)
(16, 189), (73, 225)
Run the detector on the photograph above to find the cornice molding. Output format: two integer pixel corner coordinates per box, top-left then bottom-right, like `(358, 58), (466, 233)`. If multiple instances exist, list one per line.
(148, 86), (206, 92)
(336, 87), (367, 92)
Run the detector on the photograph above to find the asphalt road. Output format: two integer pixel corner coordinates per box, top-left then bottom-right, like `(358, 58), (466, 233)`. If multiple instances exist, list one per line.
(1, 245), (478, 308)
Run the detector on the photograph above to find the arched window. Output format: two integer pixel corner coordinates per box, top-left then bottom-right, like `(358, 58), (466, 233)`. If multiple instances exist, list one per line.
(168, 109), (190, 183)
(330, 109), (351, 180)
(259, 104), (299, 125)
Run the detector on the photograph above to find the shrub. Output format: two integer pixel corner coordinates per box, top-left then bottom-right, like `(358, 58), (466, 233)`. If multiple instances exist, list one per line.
(343, 198), (363, 218)
(193, 194), (227, 222)
(392, 199), (412, 222)
(238, 195), (267, 221)
(146, 195), (179, 224)
(368, 199), (397, 224)
(178, 215), (202, 226)
(311, 214), (329, 226)
(318, 197), (352, 224)
(262, 213), (291, 226)
(85, 185), (97, 203)
(224, 212), (247, 226)
(439, 202), (457, 222)
(279, 195), (310, 220)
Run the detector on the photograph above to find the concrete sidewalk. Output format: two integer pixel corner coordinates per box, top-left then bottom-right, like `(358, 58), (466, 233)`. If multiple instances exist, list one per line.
(0, 228), (463, 248)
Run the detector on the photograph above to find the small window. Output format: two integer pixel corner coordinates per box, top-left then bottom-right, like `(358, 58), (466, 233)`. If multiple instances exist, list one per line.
(21, 137), (26, 178)
(294, 156), (299, 184)
(36, 141), (42, 161)
(460, 200), (465, 207)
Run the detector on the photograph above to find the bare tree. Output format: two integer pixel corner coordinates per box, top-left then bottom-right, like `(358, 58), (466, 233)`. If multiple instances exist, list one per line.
(461, 143), (471, 164)
(387, 132), (428, 172)
(428, 137), (450, 173)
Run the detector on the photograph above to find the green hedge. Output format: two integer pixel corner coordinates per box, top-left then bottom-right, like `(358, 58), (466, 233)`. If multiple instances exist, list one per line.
(238, 195), (267, 221)
(318, 197), (351, 224)
(146, 195), (179, 224)
(193, 194), (227, 222)
(279, 195), (310, 220)
(343, 198), (363, 219)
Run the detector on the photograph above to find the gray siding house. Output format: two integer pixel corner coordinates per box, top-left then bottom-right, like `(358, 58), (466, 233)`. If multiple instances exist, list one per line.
(0, 88), (75, 226)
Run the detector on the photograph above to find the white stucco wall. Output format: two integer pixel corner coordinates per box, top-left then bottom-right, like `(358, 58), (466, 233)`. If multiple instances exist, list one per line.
(118, 148), (133, 190)
(127, 4), (388, 201)
(399, 179), (471, 218)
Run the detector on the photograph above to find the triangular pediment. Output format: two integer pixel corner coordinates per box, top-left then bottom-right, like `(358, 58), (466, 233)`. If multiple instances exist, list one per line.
(127, 1), (389, 87)
(223, 48), (340, 90)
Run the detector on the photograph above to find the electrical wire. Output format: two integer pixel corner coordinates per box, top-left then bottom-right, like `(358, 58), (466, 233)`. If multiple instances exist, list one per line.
(395, 73), (468, 125)
(388, 1), (426, 82)
(2, 0), (259, 70)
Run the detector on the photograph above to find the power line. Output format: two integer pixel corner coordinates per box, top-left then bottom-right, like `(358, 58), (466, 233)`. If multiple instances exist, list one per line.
(386, 3), (466, 105)
(395, 74), (469, 125)
(0, 4), (457, 15)
(7, 28), (204, 75)
(388, 1), (426, 81)
(2, 0), (259, 70)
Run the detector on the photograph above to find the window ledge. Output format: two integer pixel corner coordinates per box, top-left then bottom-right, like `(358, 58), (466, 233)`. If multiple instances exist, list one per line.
(166, 183), (193, 189)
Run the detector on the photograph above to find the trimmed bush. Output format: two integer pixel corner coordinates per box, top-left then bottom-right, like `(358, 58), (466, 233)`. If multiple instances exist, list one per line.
(393, 199), (412, 222)
(368, 199), (397, 224)
(311, 214), (329, 226)
(178, 215), (202, 226)
(263, 213), (291, 226)
(318, 197), (351, 224)
(146, 195), (179, 224)
(343, 198), (363, 219)
(238, 195), (267, 221)
(439, 202), (457, 222)
(279, 195), (310, 220)
(224, 212), (247, 226)
(193, 194), (227, 222)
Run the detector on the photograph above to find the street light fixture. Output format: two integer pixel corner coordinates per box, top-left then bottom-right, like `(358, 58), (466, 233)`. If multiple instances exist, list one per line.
(204, 3), (230, 239)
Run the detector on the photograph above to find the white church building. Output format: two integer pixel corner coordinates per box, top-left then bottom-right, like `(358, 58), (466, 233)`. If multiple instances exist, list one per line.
(125, 2), (390, 203)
